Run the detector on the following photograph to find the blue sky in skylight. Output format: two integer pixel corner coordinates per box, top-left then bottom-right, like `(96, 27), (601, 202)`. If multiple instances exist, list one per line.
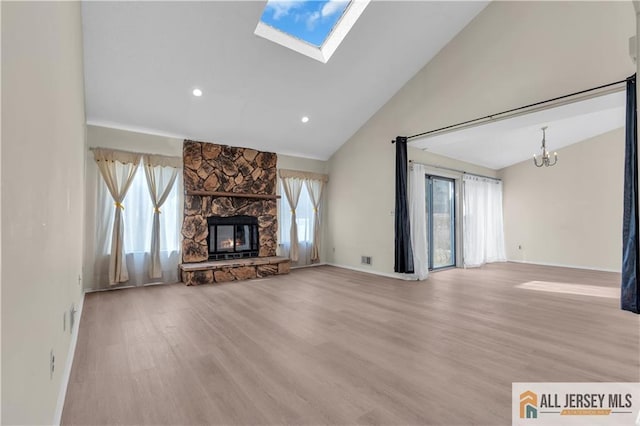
(260, 0), (351, 47)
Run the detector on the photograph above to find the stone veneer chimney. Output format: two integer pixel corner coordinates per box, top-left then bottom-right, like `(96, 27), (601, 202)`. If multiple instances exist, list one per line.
(181, 140), (278, 263)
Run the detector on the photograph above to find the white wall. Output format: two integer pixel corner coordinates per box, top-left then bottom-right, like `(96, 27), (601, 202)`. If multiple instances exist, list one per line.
(1, 2), (86, 424)
(327, 1), (634, 277)
(500, 128), (624, 272)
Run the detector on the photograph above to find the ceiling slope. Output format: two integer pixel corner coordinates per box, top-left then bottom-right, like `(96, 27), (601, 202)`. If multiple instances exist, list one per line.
(82, 1), (488, 159)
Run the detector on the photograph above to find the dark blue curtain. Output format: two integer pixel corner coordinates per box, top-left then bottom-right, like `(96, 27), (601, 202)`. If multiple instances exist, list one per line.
(394, 136), (414, 273)
(622, 74), (639, 314)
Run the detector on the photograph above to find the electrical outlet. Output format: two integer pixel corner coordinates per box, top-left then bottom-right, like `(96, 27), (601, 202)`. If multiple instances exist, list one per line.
(361, 256), (372, 265)
(77, 274), (82, 287)
(518, 244), (522, 250)
(50, 350), (55, 379)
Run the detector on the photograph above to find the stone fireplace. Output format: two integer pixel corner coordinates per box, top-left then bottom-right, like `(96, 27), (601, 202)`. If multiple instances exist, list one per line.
(179, 140), (290, 285)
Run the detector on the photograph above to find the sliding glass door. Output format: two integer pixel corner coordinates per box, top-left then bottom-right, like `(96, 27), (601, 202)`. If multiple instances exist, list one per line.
(426, 175), (456, 270)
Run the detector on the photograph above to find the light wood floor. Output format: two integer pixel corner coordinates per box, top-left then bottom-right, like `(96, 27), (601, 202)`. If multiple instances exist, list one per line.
(62, 263), (640, 425)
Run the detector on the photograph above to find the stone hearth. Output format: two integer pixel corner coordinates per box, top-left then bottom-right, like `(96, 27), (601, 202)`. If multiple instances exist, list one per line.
(180, 140), (290, 285)
(180, 257), (290, 285)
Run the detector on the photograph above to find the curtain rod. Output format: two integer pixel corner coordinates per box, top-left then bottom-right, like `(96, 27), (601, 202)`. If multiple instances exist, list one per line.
(391, 76), (631, 144)
(407, 77), (630, 140)
(88, 146), (181, 161)
(409, 160), (501, 182)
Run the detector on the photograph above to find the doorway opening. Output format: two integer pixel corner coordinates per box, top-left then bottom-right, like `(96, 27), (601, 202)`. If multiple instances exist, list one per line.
(426, 175), (456, 270)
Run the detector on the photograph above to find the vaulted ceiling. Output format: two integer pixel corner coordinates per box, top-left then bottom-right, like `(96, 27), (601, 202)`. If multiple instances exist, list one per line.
(81, 1), (488, 160)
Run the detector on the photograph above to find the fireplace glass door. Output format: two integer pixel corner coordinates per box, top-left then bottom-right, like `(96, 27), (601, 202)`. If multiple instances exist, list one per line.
(207, 215), (259, 260)
(216, 225), (235, 252)
(235, 225), (252, 251)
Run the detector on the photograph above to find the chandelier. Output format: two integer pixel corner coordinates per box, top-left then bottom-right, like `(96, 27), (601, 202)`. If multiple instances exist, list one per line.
(533, 126), (557, 167)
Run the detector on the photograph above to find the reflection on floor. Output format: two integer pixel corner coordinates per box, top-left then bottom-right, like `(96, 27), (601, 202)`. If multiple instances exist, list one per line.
(516, 280), (619, 298)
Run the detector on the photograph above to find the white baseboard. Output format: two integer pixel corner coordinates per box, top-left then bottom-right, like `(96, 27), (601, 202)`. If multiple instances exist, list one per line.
(508, 259), (621, 274)
(53, 291), (85, 425)
(85, 284), (135, 293)
(290, 262), (328, 270)
(85, 280), (170, 293)
(327, 263), (418, 281)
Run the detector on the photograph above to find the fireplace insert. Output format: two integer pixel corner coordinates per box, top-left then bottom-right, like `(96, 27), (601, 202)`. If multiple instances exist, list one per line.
(207, 215), (259, 260)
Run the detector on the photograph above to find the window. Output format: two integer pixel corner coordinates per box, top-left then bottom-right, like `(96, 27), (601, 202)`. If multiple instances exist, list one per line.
(98, 165), (181, 254)
(119, 167), (181, 254)
(280, 181), (315, 264)
(95, 161), (182, 287)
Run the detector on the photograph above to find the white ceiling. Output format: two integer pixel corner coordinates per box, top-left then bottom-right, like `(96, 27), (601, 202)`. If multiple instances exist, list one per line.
(410, 91), (626, 170)
(81, 1), (488, 160)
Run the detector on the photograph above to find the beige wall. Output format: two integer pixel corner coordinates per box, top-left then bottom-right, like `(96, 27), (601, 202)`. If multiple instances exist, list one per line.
(278, 154), (328, 175)
(1, 2), (86, 424)
(87, 124), (183, 156)
(500, 128), (624, 272)
(327, 1), (634, 277)
(327, 144), (496, 275)
(410, 148), (499, 179)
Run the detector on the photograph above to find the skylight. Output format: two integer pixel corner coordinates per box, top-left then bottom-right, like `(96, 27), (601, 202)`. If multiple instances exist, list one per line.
(255, 0), (370, 63)
(260, 0), (350, 47)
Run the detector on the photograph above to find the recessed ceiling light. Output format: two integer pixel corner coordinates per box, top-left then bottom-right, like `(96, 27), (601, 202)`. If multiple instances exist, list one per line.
(192, 88), (203, 97)
(301, 116), (309, 123)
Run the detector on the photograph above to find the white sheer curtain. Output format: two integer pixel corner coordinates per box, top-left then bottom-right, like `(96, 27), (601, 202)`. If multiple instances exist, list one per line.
(279, 173), (304, 262)
(92, 149), (182, 289)
(409, 164), (429, 280)
(93, 149), (140, 284)
(280, 182), (314, 265)
(305, 178), (326, 263)
(143, 154), (180, 279)
(463, 175), (506, 268)
(121, 167), (181, 286)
